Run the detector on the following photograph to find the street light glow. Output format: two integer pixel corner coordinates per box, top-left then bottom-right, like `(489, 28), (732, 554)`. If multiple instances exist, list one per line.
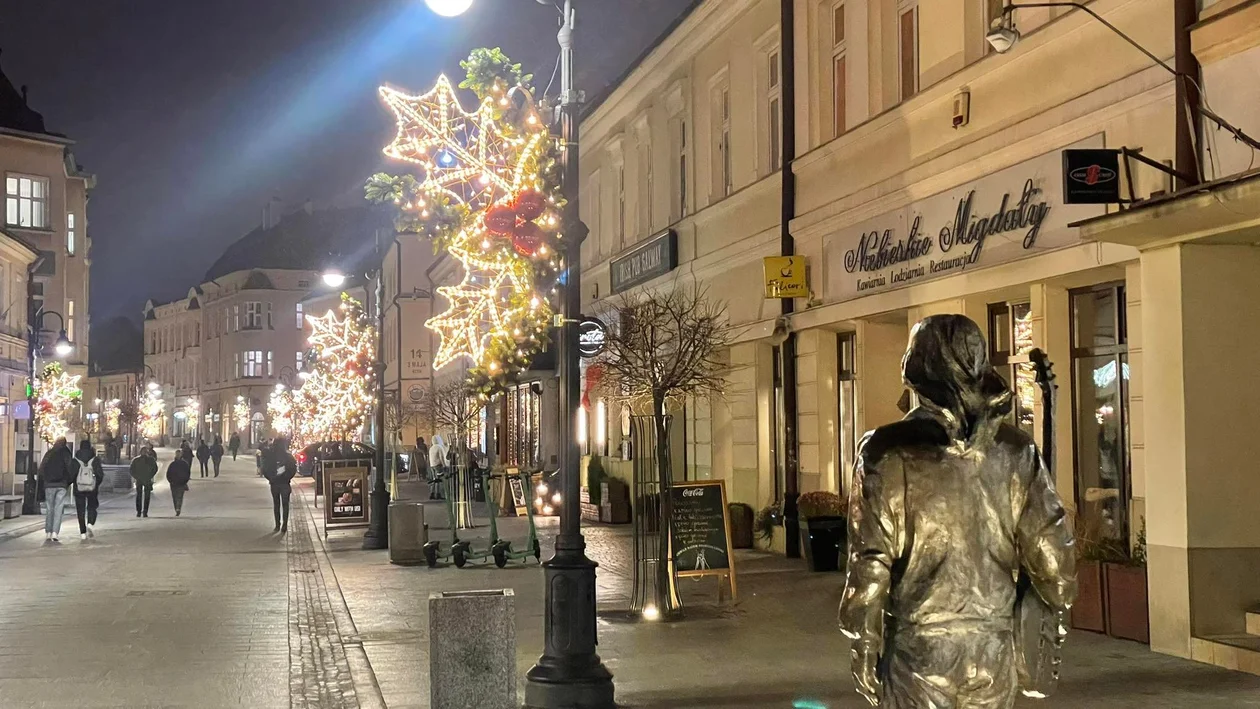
(53, 331), (73, 357)
(321, 269), (347, 288)
(147, 381), (159, 391)
(423, 0), (474, 16)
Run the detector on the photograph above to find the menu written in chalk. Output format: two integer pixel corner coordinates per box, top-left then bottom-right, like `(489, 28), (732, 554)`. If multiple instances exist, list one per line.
(669, 481), (732, 575)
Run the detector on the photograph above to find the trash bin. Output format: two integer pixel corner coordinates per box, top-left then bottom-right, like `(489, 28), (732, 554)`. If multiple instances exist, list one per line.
(389, 501), (427, 566)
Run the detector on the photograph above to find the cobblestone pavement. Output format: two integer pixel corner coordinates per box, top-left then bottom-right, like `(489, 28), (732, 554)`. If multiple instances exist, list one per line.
(0, 452), (380, 709)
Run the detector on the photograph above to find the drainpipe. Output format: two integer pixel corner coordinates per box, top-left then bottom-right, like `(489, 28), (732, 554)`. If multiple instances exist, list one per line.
(1174, 0), (1201, 188)
(779, 0), (801, 559)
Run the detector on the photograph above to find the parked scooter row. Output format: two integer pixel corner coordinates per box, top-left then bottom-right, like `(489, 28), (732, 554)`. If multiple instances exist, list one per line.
(422, 468), (541, 569)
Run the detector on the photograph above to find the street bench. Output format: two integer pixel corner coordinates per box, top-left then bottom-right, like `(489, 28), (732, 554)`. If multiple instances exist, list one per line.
(0, 495), (23, 519)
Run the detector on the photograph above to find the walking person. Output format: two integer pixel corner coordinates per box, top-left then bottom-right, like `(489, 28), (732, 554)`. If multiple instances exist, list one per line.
(210, 436), (224, 477)
(414, 436), (429, 483)
(130, 445), (158, 517)
(195, 439), (211, 478)
(179, 440), (193, 467)
(428, 435), (448, 500)
(73, 440), (106, 540)
(229, 432), (240, 461)
(38, 437), (76, 542)
(166, 451), (192, 517)
(262, 437), (297, 533)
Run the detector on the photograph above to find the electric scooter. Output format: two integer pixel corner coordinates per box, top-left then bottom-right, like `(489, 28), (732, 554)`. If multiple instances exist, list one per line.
(422, 469), (462, 568)
(489, 469), (542, 567)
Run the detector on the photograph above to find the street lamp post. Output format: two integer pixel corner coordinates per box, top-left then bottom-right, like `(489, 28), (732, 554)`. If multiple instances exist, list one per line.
(22, 310), (74, 516)
(424, 1), (614, 705)
(324, 229), (391, 550)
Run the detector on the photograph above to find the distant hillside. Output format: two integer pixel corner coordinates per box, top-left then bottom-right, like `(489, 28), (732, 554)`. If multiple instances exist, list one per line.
(203, 205), (392, 283)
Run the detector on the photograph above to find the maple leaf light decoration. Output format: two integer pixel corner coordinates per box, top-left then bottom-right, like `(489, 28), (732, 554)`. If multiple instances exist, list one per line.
(378, 71), (558, 381)
(32, 362), (82, 443)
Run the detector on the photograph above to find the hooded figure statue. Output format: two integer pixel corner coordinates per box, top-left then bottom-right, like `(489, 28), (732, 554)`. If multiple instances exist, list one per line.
(839, 314), (1077, 708)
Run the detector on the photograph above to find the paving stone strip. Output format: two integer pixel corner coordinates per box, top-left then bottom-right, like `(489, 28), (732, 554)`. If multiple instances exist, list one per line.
(287, 498), (362, 709)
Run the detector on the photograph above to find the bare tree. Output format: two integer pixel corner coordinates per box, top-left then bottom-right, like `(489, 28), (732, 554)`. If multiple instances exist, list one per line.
(597, 284), (730, 616)
(416, 379), (485, 462)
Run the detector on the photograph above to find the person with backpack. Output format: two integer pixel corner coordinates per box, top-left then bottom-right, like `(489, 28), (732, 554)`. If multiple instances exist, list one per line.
(166, 452), (192, 517)
(73, 439), (106, 540)
(210, 436), (225, 477)
(195, 439), (211, 478)
(229, 432), (241, 461)
(262, 437), (297, 533)
(38, 437), (76, 542)
(130, 445), (158, 518)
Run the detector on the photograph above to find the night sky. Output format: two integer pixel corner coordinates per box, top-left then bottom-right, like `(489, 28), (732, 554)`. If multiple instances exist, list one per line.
(0, 0), (690, 321)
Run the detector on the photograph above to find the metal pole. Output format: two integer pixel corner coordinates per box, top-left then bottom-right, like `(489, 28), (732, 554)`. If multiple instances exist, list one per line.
(524, 2), (615, 706)
(21, 315), (38, 515)
(364, 229), (391, 550)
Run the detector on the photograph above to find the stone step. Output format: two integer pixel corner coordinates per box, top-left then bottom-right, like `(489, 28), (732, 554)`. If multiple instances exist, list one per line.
(1247, 610), (1260, 636)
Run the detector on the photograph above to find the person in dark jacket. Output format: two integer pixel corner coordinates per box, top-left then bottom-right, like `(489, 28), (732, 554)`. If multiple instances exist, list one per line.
(130, 445), (158, 517)
(229, 432), (241, 461)
(414, 437), (429, 482)
(73, 440), (106, 540)
(195, 439), (211, 478)
(166, 454), (192, 516)
(179, 440), (194, 466)
(38, 437), (76, 542)
(210, 436), (225, 477)
(262, 437), (297, 533)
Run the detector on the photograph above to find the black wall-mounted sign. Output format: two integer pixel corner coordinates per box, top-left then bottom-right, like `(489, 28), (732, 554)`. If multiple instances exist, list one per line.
(1063, 149), (1121, 204)
(577, 317), (607, 358)
(610, 229), (678, 294)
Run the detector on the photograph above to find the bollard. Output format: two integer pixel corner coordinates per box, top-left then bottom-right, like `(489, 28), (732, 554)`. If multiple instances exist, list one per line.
(388, 501), (427, 566)
(429, 589), (515, 709)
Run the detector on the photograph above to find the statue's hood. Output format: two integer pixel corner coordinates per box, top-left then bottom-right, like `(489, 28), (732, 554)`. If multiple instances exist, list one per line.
(901, 315), (1012, 443)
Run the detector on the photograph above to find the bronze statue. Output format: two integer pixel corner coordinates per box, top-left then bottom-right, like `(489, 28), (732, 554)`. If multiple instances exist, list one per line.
(839, 314), (1077, 708)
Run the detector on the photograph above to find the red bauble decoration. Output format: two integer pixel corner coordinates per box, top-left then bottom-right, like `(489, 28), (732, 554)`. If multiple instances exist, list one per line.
(513, 190), (546, 221)
(484, 205), (517, 235)
(512, 223), (543, 256)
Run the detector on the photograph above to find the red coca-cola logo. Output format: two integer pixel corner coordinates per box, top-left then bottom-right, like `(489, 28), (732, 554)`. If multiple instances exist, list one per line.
(1069, 164), (1117, 186)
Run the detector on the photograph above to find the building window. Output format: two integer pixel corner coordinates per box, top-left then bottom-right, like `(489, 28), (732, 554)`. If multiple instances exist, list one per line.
(717, 87), (732, 197)
(988, 301), (1035, 436)
(771, 344), (788, 500)
(767, 48), (783, 172)
(672, 116), (689, 222)
(832, 2), (848, 137)
(266, 302), (273, 329)
(5, 174), (49, 229)
(1070, 283), (1131, 550)
(266, 351), (274, 376)
(639, 131), (653, 236)
(898, 2), (920, 101)
(296, 303), (304, 329)
(244, 301), (262, 330)
(243, 350), (263, 378)
(233, 304), (240, 331)
(66, 213), (77, 256)
(224, 308), (230, 334)
(296, 351), (304, 371)
(234, 352), (240, 379)
(66, 300), (75, 343)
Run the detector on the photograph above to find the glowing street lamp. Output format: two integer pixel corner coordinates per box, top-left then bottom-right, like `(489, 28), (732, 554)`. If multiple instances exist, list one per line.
(423, 0), (474, 16)
(53, 330), (72, 357)
(321, 268), (347, 288)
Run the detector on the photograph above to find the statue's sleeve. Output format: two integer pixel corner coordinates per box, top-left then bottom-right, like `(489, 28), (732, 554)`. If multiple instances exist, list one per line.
(1016, 449), (1078, 614)
(839, 439), (905, 653)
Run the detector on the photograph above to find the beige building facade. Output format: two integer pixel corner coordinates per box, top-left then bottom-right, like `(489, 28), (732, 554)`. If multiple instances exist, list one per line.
(576, 0), (1260, 673)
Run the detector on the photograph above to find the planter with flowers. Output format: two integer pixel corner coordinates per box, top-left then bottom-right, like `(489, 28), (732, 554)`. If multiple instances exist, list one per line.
(797, 491), (846, 572)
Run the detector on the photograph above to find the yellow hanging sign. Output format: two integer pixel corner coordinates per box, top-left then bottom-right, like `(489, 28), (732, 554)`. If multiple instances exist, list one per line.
(763, 256), (809, 299)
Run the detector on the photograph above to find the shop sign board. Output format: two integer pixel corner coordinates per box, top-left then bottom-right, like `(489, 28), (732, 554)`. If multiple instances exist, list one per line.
(668, 480), (737, 599)
(763, 256), (809, 299)
(1062, 148), (1122, 204)
(610, 229), (677, 294)
(824, 137), (1106, 302)
(323, 463), (370, 531)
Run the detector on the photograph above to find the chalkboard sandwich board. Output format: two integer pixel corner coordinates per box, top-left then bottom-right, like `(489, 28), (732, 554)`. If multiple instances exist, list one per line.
(669, 480), (737, 599)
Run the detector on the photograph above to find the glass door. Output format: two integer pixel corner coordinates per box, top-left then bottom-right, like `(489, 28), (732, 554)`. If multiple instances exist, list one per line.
(1070, 284), (1131, 552)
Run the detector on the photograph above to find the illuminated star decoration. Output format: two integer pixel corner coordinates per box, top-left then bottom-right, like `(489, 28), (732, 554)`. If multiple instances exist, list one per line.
(268, 388), (296, 438)
(378, 73), (559, 382)
(233, 401), (250, 435)
(32, 362), (82, 443)
(182, 397), (201, 427)
(104, 400), (121, 436)
(139, 391), (165, 440)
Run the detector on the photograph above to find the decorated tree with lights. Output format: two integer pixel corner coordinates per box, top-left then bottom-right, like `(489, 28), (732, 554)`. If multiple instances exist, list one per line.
(233, 401), (251, 436)
(138, 392), (165, 441)
(31, 362), (82, 443)
(104, 400), (122, 437)
(366, 48), (564, 396)
(268, 388), (297, 440)
(295, 295), (377, 442)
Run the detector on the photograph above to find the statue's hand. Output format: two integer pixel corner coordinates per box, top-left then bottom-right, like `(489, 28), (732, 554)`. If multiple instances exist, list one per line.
(852, 643), (882, 706)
